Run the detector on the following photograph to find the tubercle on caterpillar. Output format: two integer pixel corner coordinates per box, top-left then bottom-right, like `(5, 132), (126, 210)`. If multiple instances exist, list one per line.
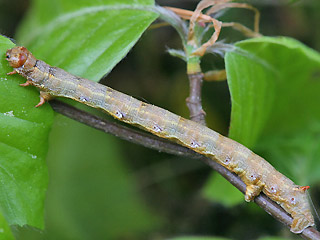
(5, 46), (315, 234)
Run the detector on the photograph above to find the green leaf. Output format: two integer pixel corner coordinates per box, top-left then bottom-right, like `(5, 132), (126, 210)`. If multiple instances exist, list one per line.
(16, 115), (161, 239)
(0, 211), (14, 240)
(225, 37), (320, 184)
(0, 36), (54, 228)
(16, 0), (158, 81)
(202, 174), (243, 207)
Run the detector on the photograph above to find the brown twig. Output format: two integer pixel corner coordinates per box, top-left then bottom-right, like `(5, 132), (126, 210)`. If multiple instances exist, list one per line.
(186, 72), (206, 125)
(49, 100), (320, 239)
(49, 100), (194, 157)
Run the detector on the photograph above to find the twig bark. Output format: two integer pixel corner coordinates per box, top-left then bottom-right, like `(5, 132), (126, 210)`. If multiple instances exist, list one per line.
(186, 72), (206, 125)
(50, 100), (320, 240)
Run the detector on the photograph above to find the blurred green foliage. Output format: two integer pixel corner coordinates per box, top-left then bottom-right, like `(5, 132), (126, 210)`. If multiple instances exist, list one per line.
(168, 237), (230, 240)
(202, 174), (243, 207)
(258, 237), (291, 240)
(0, 211), (14, 240)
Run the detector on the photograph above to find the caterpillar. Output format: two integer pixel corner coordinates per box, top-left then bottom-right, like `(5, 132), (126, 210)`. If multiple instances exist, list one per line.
(5, 46), (315, 234)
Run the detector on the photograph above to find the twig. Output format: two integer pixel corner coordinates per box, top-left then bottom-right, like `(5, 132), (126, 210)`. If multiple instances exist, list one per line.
(50, 100), (320, 239)
(186, 72), (206, 125)
(50, 100), (195, 157)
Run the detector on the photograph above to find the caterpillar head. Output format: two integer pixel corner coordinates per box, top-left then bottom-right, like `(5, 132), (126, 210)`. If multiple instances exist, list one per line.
(6, 46), (30, 68)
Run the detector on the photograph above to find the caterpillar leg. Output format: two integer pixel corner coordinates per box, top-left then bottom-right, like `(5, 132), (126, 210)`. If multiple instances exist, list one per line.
(20, 80), (32, 87)
(291, 214), (314, 233)
(245, 184), (263, 202)
(35, 91), (54, 108)
(7, 70), (17, 75)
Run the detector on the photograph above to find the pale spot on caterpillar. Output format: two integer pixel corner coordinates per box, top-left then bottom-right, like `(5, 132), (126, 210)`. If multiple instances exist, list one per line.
(224, 155), (231, 165)
(153, 124), (163, 133)
(249, 173), (258, 181)
(247, 173), (262, 186)
(79, 96), (89, 102)
(115, 110), (124, 119)
(190, 140), (200, 148)
(270, 186), (278, 193)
